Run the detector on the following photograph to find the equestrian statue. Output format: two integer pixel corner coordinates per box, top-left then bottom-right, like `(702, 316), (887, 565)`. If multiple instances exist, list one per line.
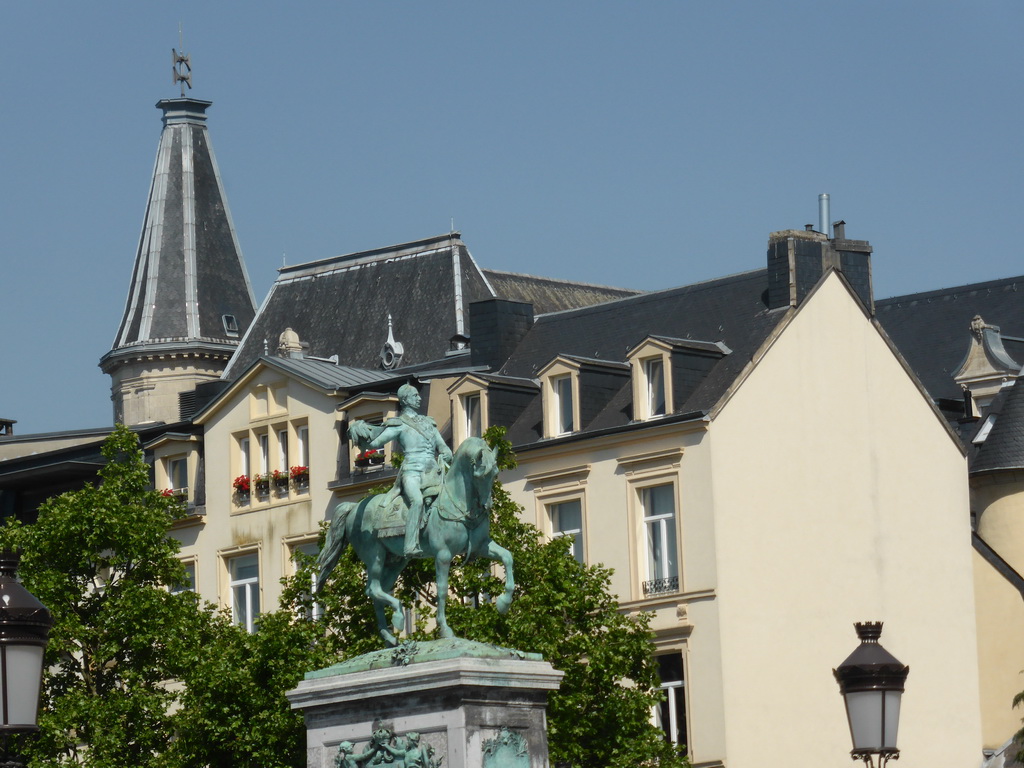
(316, 384), (515, 646)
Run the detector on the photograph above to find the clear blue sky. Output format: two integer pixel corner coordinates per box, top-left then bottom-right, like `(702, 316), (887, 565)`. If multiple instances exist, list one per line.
(3, 2), (1022, 434)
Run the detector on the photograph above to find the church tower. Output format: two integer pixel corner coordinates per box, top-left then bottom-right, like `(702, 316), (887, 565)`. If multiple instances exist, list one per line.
(99, 96), (257, 425)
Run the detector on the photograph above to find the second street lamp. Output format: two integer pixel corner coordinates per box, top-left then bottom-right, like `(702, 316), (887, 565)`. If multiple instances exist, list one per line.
(833, 622), (909, 768)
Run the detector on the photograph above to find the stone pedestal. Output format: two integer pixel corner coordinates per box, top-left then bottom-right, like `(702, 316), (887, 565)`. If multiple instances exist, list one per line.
(287, 639), (563, 768)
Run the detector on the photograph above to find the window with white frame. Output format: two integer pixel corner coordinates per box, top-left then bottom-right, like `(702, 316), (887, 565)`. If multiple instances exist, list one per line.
(653, 653), (687, 750)
(297, 425), (309, 468)
(277, 428), (289, 472)
(642, 484), (678, 595)
(549, 499), (585, 564)
(228, 553), (260, 632)
(463, 393), (482, 439)
(167, 456), (188, 493)
(645, 357), (667, 417)
(258, 432), (270, 475)
(239, 437), (251, 478)
(292, 541), (322, 620)
(554, 375), (574, 435)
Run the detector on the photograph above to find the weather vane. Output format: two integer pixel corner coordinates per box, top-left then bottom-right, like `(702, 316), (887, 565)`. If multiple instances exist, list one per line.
(172, 25), (192, 97)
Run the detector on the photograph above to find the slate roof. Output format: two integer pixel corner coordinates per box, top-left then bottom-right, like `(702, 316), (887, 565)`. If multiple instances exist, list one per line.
(497, 269), (786, 445)
(224, 234), (646, 382)
(103, 98), (256, 363)
(875, 275), (1024, 406)
(225, 234), (492, 378)
(481, 270), (642, 314)
(972, 374), (1024, 474)
(262, 357), (387, 391)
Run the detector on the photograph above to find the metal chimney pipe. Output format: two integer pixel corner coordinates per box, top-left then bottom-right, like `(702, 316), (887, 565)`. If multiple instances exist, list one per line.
(818, 194), (830, 237)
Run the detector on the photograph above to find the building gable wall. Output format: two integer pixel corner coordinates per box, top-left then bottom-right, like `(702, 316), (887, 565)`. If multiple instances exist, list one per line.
(708, 273), (980, 765)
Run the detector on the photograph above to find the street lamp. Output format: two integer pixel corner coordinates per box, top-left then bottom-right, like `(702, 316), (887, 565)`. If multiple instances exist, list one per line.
(0, 551), (52, 768)
(833, 622), (909, 767)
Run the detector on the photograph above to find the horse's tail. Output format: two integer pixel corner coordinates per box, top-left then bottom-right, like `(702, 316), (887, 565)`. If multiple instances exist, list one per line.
(315, 501), (356, 591)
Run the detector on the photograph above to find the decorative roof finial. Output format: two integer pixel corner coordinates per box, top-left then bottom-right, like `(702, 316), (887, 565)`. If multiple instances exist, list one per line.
(380, 314), (405, 370)
(172, 25), (192, 97)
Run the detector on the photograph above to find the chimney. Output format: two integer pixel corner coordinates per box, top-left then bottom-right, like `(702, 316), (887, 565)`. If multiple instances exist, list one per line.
(469, 299), (534, 370)
(766, 221), (874, 313)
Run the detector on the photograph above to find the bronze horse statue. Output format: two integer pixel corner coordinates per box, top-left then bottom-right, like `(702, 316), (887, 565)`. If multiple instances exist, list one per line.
(316, 437), (514, 646)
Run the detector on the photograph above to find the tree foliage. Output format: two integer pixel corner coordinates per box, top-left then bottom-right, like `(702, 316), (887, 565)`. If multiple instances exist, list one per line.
(6, 425), (687, 767)
(0, 425), (209, 768)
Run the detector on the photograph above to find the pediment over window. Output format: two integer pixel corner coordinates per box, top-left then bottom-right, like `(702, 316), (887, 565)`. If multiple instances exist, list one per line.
(538, 355), (630, 438)
(627, 336), (730, 420)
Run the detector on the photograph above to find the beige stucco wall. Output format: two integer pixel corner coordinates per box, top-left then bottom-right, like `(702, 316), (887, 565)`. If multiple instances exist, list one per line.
(109, 356), (228, 427)
(502, 423), (729, 764)
(181, 367), (341, 612)
(972, 473), (1024, 748)
(709, 274), (981, 766)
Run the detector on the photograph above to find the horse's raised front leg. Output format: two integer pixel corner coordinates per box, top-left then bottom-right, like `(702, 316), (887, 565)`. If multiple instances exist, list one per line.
(434, 548), (455, 639)
(487, 540), (515, 615)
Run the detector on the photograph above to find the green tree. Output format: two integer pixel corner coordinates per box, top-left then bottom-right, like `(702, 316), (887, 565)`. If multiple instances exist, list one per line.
(0, 425), (211, 768)
(177, 427), (688, 768)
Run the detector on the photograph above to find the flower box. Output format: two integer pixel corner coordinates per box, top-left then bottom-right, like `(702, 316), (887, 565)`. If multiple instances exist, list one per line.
(354, 450), (385, 468)
(232, 475), (251, 495)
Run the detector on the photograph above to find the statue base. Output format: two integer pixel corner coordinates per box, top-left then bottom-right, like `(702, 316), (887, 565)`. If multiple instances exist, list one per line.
(287, 639), (563, 768)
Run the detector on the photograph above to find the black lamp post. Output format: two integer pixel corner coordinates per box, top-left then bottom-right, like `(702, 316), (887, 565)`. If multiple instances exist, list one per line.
(0, 552), (52, 768)
(833, 622), (909, 767)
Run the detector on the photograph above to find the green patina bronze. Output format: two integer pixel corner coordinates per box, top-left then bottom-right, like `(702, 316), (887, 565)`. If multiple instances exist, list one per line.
(306, 638), (541, 680)
(317, 385), (516, 646)
(482, 726), (530, 768)
(335, 722), (442, 768)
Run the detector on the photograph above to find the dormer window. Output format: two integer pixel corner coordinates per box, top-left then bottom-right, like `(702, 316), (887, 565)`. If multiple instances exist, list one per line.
(222, 314), (239, 337)
(628, 340), (675, 421)
(538, 356), (626, 439)
(553, 375), (574, 435)
(168, 456), (188, 494)
(645, 358), (666, 417)
(464, 393), (482, 438)
(627, 336), (734, 422)
(448, 376), (494, 445)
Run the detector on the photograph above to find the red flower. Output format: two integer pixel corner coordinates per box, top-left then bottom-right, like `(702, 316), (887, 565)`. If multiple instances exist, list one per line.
(233, 475), (251, 493)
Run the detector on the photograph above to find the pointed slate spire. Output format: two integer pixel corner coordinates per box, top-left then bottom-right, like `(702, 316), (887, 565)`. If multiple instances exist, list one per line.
(100, 97), (257, 426)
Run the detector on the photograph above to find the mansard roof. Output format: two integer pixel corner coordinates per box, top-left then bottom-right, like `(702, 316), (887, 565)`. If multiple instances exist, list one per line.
(875, 275), (1024, 407)
(224, 233), (641, 382)
(972, 375), (1024, 474)
(498, 269), (786, 445)
(102, 98), (256, 366)
(225, 233), (491, 379)
(481, 270), (641, 314)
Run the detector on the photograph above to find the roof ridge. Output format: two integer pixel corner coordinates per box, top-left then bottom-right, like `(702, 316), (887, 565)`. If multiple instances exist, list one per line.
(279, 233), (464, 277)
(535, 268), (767, 320)
(879, 275), (1024, 305)
(482, 268), (642, 294)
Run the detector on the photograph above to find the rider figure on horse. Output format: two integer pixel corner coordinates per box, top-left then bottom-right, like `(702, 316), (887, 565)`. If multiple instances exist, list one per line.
(349, 384), (453, 557)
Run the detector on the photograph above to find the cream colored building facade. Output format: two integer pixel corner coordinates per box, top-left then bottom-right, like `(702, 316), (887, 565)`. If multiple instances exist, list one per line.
(494, 274), (983, 766)
(144, 272), (985, 766)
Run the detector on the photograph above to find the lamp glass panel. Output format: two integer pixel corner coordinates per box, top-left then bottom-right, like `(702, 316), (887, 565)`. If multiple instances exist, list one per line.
(844, 690), (883, 750)
(882, 690), (902, 749)
(3, 645), (44, 726)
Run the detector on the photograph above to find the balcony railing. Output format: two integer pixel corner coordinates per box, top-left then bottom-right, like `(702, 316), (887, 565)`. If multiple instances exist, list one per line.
(642, 576), (679, 596)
